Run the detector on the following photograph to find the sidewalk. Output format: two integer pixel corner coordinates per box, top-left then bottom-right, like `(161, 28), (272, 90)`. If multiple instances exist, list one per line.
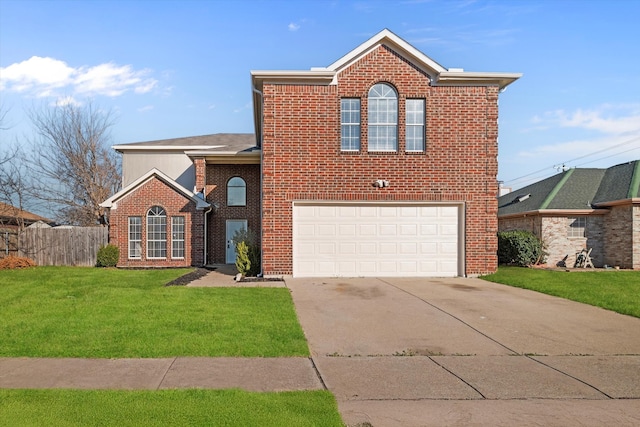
(0, 357), (323, 392)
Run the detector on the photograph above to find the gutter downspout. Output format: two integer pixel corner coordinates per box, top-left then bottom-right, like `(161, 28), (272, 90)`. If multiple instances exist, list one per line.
(252, 85), (264, 276)
(203, 205), (212, 266)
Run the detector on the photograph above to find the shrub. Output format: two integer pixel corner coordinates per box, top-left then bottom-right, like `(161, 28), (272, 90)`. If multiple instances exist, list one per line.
(232, 228), (261, 277)
(96, 244), (119, 267)
(235, 241), (251, 276)
(497, 230), (546, 267)
(0, 256), (36, 269)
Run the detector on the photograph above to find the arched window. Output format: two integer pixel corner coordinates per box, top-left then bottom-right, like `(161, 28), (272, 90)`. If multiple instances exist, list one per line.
(147, 206), (166, 258)
(368, 83), (398, 151)
(227, 177), (246, 206)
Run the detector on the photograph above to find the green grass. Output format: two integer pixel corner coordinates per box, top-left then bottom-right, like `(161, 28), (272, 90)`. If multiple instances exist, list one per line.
(0, 267), (308, 357)
(481, 266), (640, 318)
(0, 389), (344, 427)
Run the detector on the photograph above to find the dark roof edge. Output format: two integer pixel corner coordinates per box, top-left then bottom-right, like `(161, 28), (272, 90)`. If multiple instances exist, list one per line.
(498, 208), (609, 219)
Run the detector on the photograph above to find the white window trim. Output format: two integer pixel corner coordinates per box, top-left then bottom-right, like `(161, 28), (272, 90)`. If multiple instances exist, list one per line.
(368, 83), (398, 152)
(406, 98), (425, 152)
(128, 216), (142, 259)
(147, 206), (167, 259)
(341, 98), (361, 151)
(568, 216), (586, 238)
(171, 216), (185, 259)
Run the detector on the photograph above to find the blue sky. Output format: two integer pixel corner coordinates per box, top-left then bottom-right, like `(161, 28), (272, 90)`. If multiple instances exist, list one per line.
(1, 0), (639, 191)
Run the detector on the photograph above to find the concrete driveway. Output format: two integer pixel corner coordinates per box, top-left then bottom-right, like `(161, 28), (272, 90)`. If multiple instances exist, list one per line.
(286, 276), (640, 427)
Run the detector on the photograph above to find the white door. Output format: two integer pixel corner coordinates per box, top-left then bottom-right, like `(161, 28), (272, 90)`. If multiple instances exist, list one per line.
(226, 220), (248, 264)
(293, 203), (461, 277)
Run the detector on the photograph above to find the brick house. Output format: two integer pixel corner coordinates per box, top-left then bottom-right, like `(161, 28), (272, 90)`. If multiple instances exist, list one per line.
(101, 29), (521, 277)
(498, 160), (640, 269)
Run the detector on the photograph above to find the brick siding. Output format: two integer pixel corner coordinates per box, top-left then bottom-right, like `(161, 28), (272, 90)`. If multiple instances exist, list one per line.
(205, 164), (261, 264)
(604, 204), (636, 269)
(108, 176), (203, 267)
(261, 45), (500, 276)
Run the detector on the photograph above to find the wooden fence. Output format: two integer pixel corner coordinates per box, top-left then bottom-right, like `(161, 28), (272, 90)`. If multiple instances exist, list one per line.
(17, 227), (108, 266)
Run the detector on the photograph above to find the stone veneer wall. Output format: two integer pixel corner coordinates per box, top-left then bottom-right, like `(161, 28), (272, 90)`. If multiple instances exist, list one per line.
(499, 215), (605, 267)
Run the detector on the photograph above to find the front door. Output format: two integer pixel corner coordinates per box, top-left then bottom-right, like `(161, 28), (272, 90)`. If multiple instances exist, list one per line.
(226, 220), (247, 264)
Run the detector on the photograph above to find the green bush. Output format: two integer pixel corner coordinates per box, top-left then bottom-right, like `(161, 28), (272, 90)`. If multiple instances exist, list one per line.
(497, 230), (545, 267)
(235, 241), (251, 276)
(232, 228), (261, 277)
(96, 244), (119, 267)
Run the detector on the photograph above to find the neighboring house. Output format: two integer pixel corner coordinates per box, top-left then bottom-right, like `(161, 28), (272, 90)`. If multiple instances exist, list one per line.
(101, 29), (521, 277)
(498, 160), (640, 270)
(0, 201), (53, 230)
(0, 201), (53, 258)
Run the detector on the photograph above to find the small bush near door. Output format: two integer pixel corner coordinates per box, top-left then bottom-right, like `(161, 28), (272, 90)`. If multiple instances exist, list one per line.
(233, 228), (261, 277)
(497, 230), (546, 267)
(96, 244), (119, 267)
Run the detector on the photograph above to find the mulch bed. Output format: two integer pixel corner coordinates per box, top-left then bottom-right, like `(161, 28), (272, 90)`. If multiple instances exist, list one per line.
(164, 267), (212, 286)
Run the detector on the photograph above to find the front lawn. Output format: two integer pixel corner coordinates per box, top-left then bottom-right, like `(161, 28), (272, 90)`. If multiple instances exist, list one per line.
(0, 389), (344, 427)
(0, 267), (308, 357)
(481, 266), (640, 318)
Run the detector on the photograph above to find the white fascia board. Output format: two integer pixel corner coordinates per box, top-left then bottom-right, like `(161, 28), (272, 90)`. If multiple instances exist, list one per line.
(184, 150), (261, 156)
(436, 71), (522, 90)
(250, 70), (335, 86)
(327, 29), (447, 76)
(113, 145), (225, 152)
(100, 167), (210, 210)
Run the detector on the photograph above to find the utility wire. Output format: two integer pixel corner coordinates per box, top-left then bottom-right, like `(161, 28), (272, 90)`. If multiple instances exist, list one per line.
(503, 135), (640, 187)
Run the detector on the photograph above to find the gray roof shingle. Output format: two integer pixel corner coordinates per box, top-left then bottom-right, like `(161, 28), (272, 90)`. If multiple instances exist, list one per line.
(498, 160), (640, 216)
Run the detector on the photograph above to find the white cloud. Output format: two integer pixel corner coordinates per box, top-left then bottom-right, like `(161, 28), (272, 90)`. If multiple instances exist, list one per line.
(53, 96), (81, 107)
(537, 104), (640, 135)
(288, 22), (300, 31)
(505, 104), (640, 186)
(137, 105), (154, 113)
(0, 56), (159, 99)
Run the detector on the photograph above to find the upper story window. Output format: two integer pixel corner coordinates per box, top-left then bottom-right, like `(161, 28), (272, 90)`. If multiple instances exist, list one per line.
(568, 216), (586, 238)
(368, 83), (398, 151)
(406, 99), (425, 152)
(147, 206), (167, 259)
(227, 177), (246, 206)
(341, 98), (361, 151)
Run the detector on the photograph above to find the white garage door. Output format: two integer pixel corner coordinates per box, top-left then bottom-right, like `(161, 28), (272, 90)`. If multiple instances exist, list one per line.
(293, 203), (461, 277)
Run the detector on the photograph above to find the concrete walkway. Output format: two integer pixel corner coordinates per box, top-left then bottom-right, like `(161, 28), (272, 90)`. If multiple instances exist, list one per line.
(287, 276), (640, 426)
(0, 357), (322, 391)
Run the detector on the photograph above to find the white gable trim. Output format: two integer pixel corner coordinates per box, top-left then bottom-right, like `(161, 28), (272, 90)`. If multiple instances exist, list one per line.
(100, 168), (210, 210)
(326, 28), (447, 77)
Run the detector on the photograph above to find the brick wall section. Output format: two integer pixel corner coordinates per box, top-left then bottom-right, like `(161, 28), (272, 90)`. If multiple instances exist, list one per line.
(634, 205), (640, 269)
(604, 204), (634, 269)
(541, 216), (604, 267)
(261, 45), (500, 276)
(205, 164), (261, 264)
(194, 157), (206, 190)
(108, 177), (203, 267)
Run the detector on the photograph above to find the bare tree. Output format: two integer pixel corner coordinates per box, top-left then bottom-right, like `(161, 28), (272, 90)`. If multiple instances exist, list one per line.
(27, 102), (121, 226)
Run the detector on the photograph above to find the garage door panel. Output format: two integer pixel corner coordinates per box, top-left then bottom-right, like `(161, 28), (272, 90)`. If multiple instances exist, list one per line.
(294, 204), (460, 277)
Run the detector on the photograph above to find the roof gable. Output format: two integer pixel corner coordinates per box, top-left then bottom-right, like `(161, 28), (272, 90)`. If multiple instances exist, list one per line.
(326, 29), (446, 79)
(100, 168), (210, 210)
(593, 160), (640, 203)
